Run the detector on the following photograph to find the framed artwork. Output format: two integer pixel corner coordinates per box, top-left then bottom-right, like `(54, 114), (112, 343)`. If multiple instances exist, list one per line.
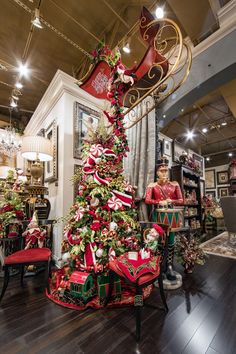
(172, 140), (187, 163)
(193, 153), (204, 178)
(73, 164), (82, 201)
(73, 102), (100, 159)
(163, 139), (171, 157)
(206, 190), (216, 198)
(218, 187), (229, 198)
(217, 171), (229, 185)
(44, 120), (58, 183)
(205, 169), (215, 189)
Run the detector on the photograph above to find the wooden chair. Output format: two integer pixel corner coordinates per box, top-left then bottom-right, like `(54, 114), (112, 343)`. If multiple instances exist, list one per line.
(0, 248), (51, 303)
(105, 223), (169, 341)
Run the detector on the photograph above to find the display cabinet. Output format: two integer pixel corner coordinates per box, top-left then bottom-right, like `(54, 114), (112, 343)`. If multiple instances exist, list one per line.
(171, 165), (202, 230)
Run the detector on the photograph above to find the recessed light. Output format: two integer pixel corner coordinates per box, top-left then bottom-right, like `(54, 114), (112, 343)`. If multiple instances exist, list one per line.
(202, 128), (208, 133)
(163, 114), (166, 118)
(206, 157), (210, 161)
(221, 121), (227, 126)
(229, 152), (233, 157)
(181, 108), (184, 112)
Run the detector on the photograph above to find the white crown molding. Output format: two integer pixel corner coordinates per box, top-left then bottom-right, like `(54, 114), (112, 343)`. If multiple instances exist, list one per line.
(24, 69), (106, 135)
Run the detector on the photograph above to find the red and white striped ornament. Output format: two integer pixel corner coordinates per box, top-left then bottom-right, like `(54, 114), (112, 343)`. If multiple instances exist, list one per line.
(90, 144), (104, 157)
(107, 196), (122, 210)
(75, 206), (85, 221)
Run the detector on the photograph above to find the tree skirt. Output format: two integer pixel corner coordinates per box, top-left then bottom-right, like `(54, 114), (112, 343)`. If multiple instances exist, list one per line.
(46, 269), (153, 311)
(201, 232), (236, 260)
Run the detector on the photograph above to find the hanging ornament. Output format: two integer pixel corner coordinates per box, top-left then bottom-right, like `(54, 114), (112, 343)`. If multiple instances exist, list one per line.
(90, 197), (99, 207)
(61, 252), (71, 264)
(107, 196), (122, 210)
(90, 144), (104, 157)
(96, 248), (104, 258)
(109, 221), (118, 231)
(74, 206), (85, 221)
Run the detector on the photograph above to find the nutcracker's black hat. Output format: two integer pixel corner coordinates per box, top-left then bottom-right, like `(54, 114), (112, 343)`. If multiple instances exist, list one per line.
(156, 156), (169, 170)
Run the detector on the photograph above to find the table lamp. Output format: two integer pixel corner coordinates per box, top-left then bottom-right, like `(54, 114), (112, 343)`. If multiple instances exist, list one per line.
(21, 136), (53, 219)
(21, 136), (53, 185)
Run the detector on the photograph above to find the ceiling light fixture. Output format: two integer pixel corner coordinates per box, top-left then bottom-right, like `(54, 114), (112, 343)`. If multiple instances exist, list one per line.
(206, 157), (210, 161)
(163, 114), (166, 118)
(186, 130), (195, 140)
(181, 108), (184, 112)
(10, 97), (18, 108)
(202, 127), (208, 133)
(155, 7), (164, 19)
(0, 108), (21, 157)
(18, 62), (29, 77)
(32, 8), (43, 29)
(123, 42), (131, 54)
(221, 121), (227, 126)
(15, 82), (23, 89)
(229, 152), (233, 157)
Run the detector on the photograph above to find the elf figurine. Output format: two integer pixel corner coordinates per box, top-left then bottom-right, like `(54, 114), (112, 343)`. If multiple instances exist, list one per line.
(23, 212), (46, 249)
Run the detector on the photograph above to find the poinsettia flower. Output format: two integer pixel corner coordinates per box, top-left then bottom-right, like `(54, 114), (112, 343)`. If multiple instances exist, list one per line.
(91, 221), (101, 231)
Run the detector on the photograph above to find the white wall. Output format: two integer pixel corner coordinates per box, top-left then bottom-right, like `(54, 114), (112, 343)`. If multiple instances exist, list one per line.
(24, 70), (105, 263)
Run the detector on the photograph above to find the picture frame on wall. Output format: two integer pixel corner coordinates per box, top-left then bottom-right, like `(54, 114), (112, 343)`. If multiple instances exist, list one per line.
(206, 190), (216, 198)
(217, 170), (229, 185)
(163, 139), (171, 157)
(172, 140), (187, 163)
(205, 169), (215, 189)
(217, 187), (229, 198)
(44, 120), (58, 183)
(73, 102), (100, 159)
(193, 153), (204, 178)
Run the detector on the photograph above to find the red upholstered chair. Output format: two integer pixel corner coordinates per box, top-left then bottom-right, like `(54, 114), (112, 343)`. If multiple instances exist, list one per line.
(0, 247), (52, 303)
(105, 223), (169, 341)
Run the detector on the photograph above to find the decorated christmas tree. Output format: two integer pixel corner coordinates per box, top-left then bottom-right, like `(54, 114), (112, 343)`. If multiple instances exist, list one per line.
(49, 47), (143, 307)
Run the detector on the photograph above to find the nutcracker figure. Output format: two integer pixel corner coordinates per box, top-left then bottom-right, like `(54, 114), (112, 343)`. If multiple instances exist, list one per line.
(145, 157), (184, 287)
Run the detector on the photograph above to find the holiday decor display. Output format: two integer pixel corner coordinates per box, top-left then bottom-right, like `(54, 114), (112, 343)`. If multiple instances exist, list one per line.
(0, 190), (25, 238)
(175, 234), (206, 273)
(47, 45), (145, 309)
(22, 211), (46, 249)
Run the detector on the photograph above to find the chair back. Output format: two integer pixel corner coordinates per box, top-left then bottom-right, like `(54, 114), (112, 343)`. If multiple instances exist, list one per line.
(220, 196), (236, 233)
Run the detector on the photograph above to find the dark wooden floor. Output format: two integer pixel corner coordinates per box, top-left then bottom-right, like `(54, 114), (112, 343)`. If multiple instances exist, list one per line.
(0, 255), (236, 354)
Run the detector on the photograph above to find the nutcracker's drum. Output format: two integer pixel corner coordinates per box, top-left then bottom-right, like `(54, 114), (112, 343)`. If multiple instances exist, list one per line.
(156, 208), (183, 232)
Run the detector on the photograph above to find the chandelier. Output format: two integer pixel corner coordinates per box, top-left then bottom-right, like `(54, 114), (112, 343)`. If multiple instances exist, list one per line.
(0, 110), (22, 157)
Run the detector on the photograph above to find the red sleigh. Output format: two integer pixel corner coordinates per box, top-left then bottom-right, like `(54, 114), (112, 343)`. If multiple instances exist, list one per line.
(79, 7), (169, 105)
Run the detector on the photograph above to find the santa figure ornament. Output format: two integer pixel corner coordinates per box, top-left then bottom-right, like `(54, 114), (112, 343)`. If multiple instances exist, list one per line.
(23, 211), (46, 249)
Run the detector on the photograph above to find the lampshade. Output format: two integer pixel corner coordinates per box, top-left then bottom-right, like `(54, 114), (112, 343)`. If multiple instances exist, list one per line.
(21, 136), (53, 161)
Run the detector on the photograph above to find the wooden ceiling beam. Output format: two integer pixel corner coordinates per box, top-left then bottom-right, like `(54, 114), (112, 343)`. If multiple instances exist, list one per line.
(203, 146), (236, 157)
(201, 134), (236, 146)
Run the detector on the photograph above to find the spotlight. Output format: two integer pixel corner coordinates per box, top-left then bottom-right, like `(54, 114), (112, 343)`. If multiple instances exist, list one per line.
(122, 42), (131, 54)
(155, 7), (164, 19)
(186, 130), (195, 140)
(10, 97), (17, 108)
(181, 108), (184, 112)
(221, 121), (227, 126)
(32, 8), (43, 29)
(202, 128), (208, 133)
(229, 152), (233, 157)
(15, 82), (23, 89)
(206, 157), (210, 161)
(163, 114), (166, 118)
(17, 62), (29, 77)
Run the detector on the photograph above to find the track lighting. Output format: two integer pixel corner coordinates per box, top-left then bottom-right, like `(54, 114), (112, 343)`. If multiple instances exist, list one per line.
(206, 157), (210, 161)
(202, 128), (208, 133)
(155, 7), (164, 19)
(17, 63), (29, 77)
(229, 152), (233, 157)
(15, 82), (23, 89)
(221, 121), (227, 126)
(10, 97), (18, 108)
(186, 130), (195, 140)
(123, 42), (131, 54)
(32, 8), (43, 29)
